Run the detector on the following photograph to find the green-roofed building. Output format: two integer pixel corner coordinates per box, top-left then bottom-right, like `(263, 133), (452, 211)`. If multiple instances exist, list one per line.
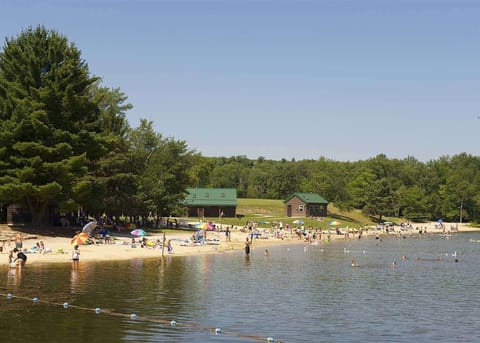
(185, 188), (237, 218)
(284, 192), (329, 217)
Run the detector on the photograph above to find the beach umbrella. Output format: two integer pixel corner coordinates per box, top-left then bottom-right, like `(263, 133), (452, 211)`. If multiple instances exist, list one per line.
(195, 223), (215, 230)
(130, 229), (147, 237)
(292, 219), (304, 224)
(71, 232), (89, 246)
(328, 220), (341, 226)
(82, 221), (97, 233)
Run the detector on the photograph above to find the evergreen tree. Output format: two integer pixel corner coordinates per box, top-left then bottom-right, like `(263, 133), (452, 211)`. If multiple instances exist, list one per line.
(0, 26), (101, 224)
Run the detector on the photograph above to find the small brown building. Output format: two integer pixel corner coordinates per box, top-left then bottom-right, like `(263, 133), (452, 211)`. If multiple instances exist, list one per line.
(284, 192), (328, 217)
(184, 188), (237, 218)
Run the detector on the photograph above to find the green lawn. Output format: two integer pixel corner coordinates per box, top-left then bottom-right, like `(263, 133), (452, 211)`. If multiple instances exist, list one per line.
(194, 198), (377, 230)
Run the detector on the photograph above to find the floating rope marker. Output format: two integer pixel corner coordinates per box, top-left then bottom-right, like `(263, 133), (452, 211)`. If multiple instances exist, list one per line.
(0, 292), (284, 342)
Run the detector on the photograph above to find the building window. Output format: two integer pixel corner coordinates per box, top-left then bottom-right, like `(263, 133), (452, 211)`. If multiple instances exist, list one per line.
(298, 205), (304, 212)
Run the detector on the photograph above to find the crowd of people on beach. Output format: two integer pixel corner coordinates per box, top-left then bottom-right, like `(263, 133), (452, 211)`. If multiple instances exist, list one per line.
(1, 217), (466, 271)
(1, 232), (57, 269)
(4, 233), (27, 268)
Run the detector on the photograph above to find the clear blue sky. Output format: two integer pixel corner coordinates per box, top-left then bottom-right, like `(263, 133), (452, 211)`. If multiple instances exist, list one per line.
(1, 0), (479, 161)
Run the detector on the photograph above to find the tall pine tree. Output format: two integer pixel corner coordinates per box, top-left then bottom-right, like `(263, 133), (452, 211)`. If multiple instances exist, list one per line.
(0, 26), (101, 225)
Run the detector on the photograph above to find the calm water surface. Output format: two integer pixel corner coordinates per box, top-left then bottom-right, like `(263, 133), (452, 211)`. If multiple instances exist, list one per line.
(1, 232), (480, 342)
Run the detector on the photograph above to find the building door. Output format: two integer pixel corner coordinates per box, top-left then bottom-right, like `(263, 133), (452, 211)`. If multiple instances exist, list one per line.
(287, 205), (292, 217)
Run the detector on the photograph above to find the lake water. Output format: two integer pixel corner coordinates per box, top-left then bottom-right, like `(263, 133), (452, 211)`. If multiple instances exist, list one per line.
(1, 232), (480, 342)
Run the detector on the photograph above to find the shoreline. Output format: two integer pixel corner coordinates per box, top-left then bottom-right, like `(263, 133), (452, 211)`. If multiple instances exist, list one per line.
(0, 222), (478, 266)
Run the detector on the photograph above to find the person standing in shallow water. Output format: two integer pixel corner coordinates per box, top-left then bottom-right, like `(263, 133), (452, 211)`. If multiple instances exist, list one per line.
(245, 238), (251, 255)
(72, 245), (80, 268)
(13, 248), (27, 268)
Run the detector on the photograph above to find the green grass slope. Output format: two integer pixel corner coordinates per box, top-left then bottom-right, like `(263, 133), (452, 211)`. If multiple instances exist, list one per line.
(199, 198), (377, 229)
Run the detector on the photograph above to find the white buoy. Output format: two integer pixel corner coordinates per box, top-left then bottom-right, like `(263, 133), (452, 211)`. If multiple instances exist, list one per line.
(304, 246), (307, 252)
(95, 307), (101, 314)
(63, 302), (69, 309)
(267, 337), (275, 342)
(33, 297), (39, 303)
(215, 328), (222, 334)
(130, 313), (137, 320)
(7, 293), (13, 300)
(170, 320), (177, 327)
(363, 250), (366, 254)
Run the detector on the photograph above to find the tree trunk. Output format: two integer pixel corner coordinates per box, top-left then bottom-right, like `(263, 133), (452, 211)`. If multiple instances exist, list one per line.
(25, 197), (48, 227)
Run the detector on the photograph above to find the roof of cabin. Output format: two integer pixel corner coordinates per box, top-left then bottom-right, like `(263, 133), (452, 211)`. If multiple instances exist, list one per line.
(184, 188), (237, 206)
(284, 192), (329, 204)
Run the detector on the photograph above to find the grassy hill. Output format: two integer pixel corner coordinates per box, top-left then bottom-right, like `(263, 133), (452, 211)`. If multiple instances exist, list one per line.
(202, 198), (378, 229)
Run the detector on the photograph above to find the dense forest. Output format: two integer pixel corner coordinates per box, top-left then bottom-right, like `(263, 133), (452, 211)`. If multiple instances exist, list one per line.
(0, 27), (479, 225)
(202, 153), (480, 223)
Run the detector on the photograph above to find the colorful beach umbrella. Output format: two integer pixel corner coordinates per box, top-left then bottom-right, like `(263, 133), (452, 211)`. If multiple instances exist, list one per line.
(130, 229), (147, 237)
(328, 220), (341, 226)
(71, 232), (89, 246)
(194, 223), (215, 230)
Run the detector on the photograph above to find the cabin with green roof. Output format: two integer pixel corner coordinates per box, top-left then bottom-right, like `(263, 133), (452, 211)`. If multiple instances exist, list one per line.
(184, 188), (237, 218)
(284, 192), (329, 217)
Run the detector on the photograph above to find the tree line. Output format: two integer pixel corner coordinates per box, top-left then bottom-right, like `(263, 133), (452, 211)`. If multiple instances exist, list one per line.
(201, 153), (480, 223)
(0, 27), (478, 226)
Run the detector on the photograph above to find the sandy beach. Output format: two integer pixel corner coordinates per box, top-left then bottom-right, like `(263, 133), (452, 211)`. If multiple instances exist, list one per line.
(0, 222), (477, 266)
(0, 225), (300, 266)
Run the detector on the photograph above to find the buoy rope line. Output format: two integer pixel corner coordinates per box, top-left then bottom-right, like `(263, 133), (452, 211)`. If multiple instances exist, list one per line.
(0, 292), (281, 342)
(308, 246), (459, 258)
